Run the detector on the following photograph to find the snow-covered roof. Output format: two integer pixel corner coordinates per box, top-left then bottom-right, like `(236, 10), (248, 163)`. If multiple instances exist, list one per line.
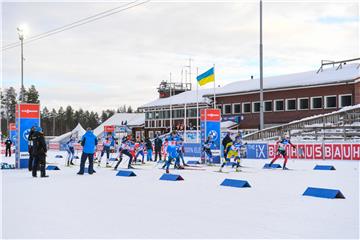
(140, 88), (213, 108)
(221, 121), (238, 130)
(211, 63), (360, 96)
(93, 113), (145, 137)
(140, 63), (359, 109)
(50, 123), (86, 143)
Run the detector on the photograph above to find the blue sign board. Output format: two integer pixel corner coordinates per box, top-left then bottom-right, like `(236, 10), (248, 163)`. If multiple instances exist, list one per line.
(200, 109), (221, 163)
(15, 104), (40, 168)
(246, 143), (268, 159)
(183, 143), (201, 157)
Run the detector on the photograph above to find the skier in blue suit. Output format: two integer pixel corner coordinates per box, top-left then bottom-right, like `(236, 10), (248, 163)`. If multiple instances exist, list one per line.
(99, 134), (112, 167)
(203, 136), (214, 164)
(135, 140), (145, 164)
(66, 137), (76, 166)
(164, 131), (180, 173)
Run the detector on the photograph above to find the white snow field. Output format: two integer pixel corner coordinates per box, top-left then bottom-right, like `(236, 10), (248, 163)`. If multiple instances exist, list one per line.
(2, 150), (359, 239)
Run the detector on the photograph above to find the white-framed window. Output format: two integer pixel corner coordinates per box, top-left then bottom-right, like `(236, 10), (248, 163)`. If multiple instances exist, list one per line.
(216, 104), (222, 111)
(339, 94), (352, 108)
(148, 131), (154, 138)
(286, 98), (296, 111)
(232, 103), (241, 114)
(242, 102), (251, 114)
(274, 99), (284, 111)
(252, 101), (260, 113)
(223, 104), (232, 115)
(325, 95), (337, 109)
(264, 101), (272, 112)
(298, 97), (309, 110)
(311, 96), (322, 109)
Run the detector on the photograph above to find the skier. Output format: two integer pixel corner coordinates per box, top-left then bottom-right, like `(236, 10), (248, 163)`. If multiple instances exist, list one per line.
(77, 128), (98, 175)
(66, 137), (76, 166)
(99, 134), (112, 167)
(267, 134), (296, 170)
(176, 137), (188, 167)
(203, 136), (214, 164)
(32, 127), (48, 178)
(5, 137), (12, 157)
(135, 140), (145, 164)
(162, 138), (169, 163)
(164, 131), (180, 173)
(219, 135), (247, 172)
(154, 134), (162, 162)
(222, 132), (233, 160)
(145, 137), (153, 161)
(114, 135), (134, 170)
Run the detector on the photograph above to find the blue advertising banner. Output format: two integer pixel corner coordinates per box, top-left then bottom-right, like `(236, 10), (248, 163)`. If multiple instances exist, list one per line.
(15, 104), (40, 168)
(183, 143), (201, 157)
(246, 143), (268, 159)
(10, 130), (17, 145)
(200, 109), (221, 163)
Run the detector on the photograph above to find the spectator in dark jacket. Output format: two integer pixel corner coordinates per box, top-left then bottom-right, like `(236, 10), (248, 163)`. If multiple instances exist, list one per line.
(77, 128), (98, 175)
(32, 127), (48, 178)
(5, 138), (12, 157)
(28, 126), (36, 171)
(222, 132), (233, 159)
(145, 138), (153, 161)
(154, 135), (163, 162)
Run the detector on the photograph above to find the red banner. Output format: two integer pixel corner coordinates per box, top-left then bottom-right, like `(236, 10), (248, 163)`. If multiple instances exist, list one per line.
(48, 143), (60, 150)
(268, 143), (360, 160)
(104, 125), (115, 133)
(200, 109), (221, 121)
(16, 104), (40, 119)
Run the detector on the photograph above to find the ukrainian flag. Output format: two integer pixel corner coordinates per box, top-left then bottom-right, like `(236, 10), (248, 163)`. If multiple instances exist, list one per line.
(197, 67), (214, 86)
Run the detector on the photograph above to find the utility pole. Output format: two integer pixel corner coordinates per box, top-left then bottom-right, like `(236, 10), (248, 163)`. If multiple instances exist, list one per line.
(259, 0), (264, 130)
(17, 27), (25, 102)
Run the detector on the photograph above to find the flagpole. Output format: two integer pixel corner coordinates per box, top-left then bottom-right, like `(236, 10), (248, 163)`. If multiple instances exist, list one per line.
(184, 69), (187, 141)
(184, 103), (187, 141)
(170, 72), (172, 132)
(213, 64), (216, 109)
(196, 67), (199, 143)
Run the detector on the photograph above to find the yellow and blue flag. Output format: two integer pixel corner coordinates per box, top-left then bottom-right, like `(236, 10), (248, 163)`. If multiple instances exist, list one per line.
(197, 67), (214, 86)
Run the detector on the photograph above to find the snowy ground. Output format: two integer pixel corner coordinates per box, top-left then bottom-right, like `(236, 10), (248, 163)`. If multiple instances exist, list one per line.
(1, 150), (359, 239)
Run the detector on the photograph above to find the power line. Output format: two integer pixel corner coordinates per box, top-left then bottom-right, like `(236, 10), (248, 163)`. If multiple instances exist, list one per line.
(2, 1), (138, 50)
(2, 0), (150, 51)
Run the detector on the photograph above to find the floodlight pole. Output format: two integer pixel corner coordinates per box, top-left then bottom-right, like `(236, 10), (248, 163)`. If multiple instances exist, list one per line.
(259, 0), (264, 130)
(17, 30), (25, 102)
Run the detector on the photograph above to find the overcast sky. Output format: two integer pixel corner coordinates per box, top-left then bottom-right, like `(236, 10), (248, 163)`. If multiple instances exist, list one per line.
(2, 0), (359, 112)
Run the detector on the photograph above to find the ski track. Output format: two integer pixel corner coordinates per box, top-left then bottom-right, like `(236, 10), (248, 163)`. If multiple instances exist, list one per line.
(2, 150), (359, 239)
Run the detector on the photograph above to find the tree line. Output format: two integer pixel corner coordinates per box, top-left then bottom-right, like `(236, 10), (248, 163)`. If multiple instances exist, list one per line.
(1, 86), (136, 136)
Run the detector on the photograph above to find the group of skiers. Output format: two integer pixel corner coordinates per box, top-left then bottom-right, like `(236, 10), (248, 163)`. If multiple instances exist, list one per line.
(16, 125), (296, 177)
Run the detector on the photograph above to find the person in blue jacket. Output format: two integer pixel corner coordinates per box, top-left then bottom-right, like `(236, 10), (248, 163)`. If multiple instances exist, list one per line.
(164, 130), (180, 173)
(77, 128), (98, 175)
